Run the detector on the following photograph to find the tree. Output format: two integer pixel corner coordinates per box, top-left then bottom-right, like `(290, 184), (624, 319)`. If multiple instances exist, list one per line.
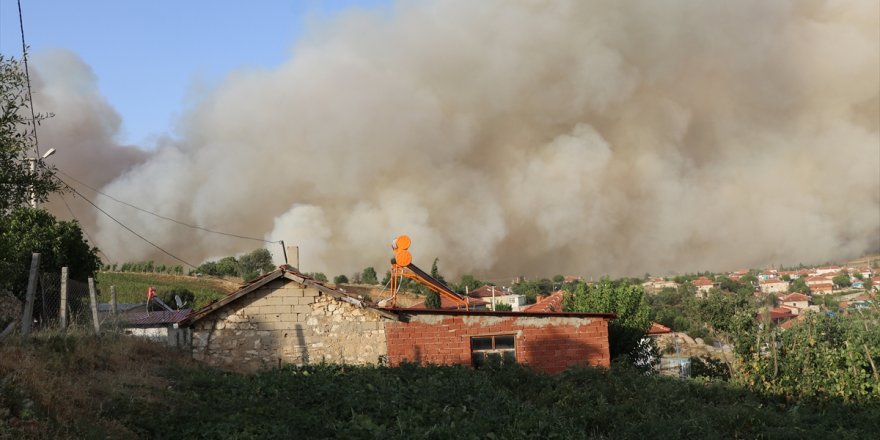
(239, 248), (275, 280)
(0, 208), (100, 320)
(564, 280), (654, 369)
(429, 258), (446, 284)
(334, 274), (349, 284)
(307, 272), (328, 282)
(552, 274), (564, 283)
(454, 274), (484, 295)
(789, 277), (811, 294)
(493, 302), (513, 312)
(424, 291), (441, 309)
(832, 271), (852, 289)
(361, 267), (378, 285)
(1, 55), (60, 212)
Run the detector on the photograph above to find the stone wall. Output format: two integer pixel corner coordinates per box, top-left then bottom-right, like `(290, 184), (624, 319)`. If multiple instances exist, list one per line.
(191, 279), (387, 371)
(384, 313), (610, 373)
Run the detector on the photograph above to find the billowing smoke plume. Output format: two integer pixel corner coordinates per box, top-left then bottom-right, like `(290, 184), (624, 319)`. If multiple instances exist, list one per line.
(29, 49), (150, 240)
(39, 1), (880, 279)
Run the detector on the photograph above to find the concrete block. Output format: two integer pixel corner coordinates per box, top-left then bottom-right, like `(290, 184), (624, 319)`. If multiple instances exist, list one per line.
(292, 305), (312, 314)
(302, 288), (319, 297)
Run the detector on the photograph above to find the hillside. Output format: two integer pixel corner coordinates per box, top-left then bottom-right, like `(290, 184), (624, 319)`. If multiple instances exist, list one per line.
(1, 334), (877, 439)
(94, 272), (239, 308)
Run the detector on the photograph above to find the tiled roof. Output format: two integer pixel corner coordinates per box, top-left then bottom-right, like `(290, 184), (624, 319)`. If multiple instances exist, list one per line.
(691, 278), (715, 286)
(523, 290), (565, 313)
(646, 322), (672, 335)
(779, 293), (810, 302)
(466, 285), (509, 298)
(123, 309), (192, 326)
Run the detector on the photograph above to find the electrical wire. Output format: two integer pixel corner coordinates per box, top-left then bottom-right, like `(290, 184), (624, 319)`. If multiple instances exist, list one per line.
(55, 168), (279, 244)
(55, 176), (198, 269)
(58, 192), (113, 263)
(16, 0), (40, 158)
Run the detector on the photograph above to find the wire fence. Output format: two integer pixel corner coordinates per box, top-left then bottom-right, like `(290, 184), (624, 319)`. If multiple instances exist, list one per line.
(3, 254), (126, 336)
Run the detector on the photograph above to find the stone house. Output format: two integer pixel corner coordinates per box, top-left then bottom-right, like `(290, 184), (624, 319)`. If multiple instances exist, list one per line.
(176, 266), (614, 373)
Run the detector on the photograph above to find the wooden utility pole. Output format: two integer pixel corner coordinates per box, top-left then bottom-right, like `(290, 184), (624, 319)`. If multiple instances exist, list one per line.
(59, 267), (69, 330)
(20, 253), (41, 337)
(88, 278), (100, 335)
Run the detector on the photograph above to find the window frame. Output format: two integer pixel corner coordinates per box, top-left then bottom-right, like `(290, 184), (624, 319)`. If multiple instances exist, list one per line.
(470, 334), (517, 367)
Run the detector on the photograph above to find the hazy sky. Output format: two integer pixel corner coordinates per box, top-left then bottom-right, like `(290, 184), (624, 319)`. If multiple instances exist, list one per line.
(0, 0), (390, 146)
(0, 1), (877, 280)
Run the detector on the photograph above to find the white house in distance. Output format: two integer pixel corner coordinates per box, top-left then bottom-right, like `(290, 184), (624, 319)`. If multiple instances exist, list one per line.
(778, 293), (811, 315)
(815, 266), (843, 276)
(691, 277), (716, 297)
(759, 278), (789, 294)
(467, 285), (527, 311)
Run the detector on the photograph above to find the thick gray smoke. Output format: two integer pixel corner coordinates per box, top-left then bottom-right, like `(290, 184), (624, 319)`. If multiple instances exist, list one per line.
(39, 1), (880, 279)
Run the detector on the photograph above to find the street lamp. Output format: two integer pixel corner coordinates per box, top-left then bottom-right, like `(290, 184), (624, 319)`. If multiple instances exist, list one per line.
(28, 148), (56, 208)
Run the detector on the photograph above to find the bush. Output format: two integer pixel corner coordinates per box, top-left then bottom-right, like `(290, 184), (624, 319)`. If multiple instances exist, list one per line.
(156, 288), (195, 310)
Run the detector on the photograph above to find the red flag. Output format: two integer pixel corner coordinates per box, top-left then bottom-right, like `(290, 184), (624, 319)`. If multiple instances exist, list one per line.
(147, 286), (156, 300)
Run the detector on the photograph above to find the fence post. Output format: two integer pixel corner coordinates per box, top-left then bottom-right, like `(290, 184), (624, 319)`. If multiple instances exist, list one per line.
(88, 277), (100, 335)
(110, 286), (117, 316)
(59, 267), (69, 330)
(20, 253), (41, 337)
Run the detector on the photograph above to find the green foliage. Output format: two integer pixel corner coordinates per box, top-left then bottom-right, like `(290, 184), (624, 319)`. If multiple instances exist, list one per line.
(196, 248), (275, 280)
(238, 248), (275, 280)
(493, 302), (513, 311)
(789, 277), (811, 294)
(108, 363), (879, 439)
(154, 288), (195, 310)
(306, 272), (328, 282)
(424, 291), (441, 309)
(333, 274), (349, 284)
(0, 208), (100, 320)
(361, 266), (378, 285)
(564, 280), (654, 369)
(690, 356), (731, 381)
(0, 55), (61, 212)
(833, 271), (852, 289)
(552, 274), (564, 283)
(512, 278), (554, 303)
(95, 272), (229, 308)
(736, 311), (880, 404)
(454, 274), (484, 295)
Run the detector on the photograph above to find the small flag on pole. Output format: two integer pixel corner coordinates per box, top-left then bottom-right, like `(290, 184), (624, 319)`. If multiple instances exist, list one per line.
(147, 286), (156, 300)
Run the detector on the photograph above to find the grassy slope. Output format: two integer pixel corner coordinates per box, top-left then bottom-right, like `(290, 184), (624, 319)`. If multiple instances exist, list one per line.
(94, 272), (239, 308)
(2, 334), (878, 439)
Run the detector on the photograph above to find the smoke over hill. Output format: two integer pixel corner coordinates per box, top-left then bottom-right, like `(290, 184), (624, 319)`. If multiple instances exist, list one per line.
(34, 0), (879, 278)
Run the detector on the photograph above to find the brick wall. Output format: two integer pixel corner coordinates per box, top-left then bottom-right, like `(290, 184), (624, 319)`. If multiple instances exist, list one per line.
(191, 279), (388, 371)
(384, 313), (610, 373)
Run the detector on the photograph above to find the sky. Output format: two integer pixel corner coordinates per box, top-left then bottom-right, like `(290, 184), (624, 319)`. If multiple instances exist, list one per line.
(0, 0), (390, 147)
(0, 1), (876, 279)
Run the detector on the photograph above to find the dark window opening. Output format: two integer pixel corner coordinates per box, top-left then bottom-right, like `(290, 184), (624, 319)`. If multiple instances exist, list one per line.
(471, 335), (516, 368)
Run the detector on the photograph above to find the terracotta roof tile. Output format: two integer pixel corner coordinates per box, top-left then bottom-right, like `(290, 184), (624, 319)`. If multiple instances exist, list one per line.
(523, 290), (565, 313)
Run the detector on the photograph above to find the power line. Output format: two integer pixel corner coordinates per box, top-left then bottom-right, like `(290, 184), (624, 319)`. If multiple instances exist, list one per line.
(58, 192), (113, 263)
(55, 176), (198, 269)
(16, 0), (40, 158)
(55, 168), (279, 244)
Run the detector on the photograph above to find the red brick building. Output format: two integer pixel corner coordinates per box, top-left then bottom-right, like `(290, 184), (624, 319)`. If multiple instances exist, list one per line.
(384, 308), (614, 373)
